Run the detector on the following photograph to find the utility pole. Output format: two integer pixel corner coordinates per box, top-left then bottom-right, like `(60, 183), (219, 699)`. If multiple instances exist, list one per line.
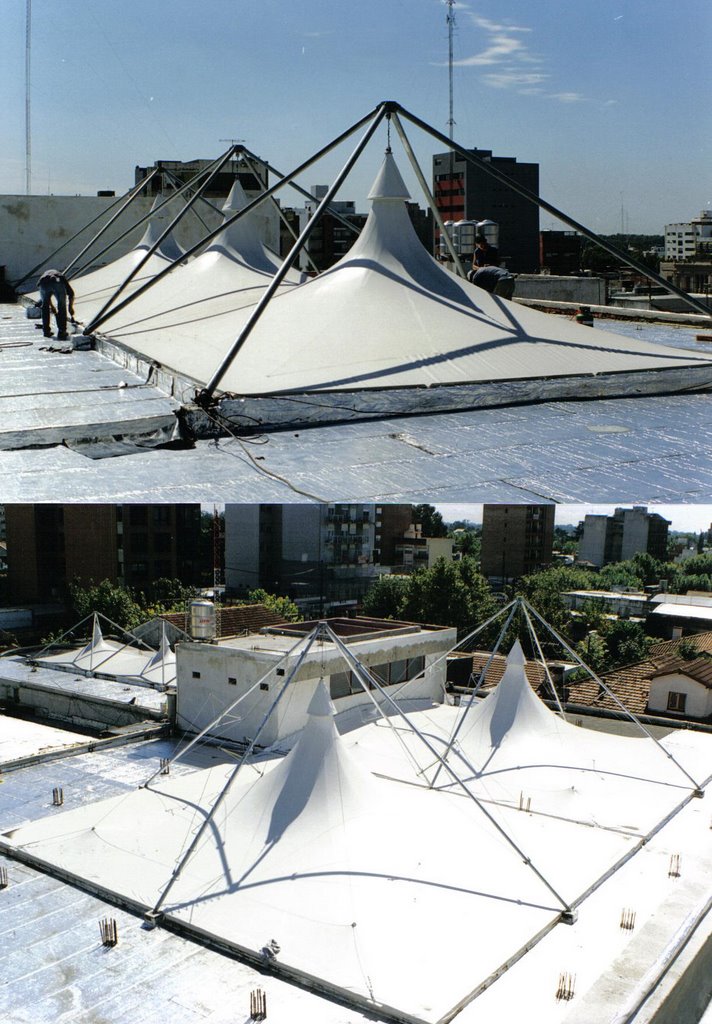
(445, 0), (456, 140)
(25, 0), (31, 195)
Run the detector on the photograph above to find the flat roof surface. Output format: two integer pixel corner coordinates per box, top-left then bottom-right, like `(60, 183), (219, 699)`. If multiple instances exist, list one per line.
(2, 304), (712, 501)
(2, 652), (711, 1023)
(0, 715), (93, 764)
(0, 657), (167, 716)
(0, 735), (369, 1024)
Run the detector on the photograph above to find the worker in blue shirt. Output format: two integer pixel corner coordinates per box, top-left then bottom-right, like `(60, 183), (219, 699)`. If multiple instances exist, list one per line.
(37, 268), (75, 340)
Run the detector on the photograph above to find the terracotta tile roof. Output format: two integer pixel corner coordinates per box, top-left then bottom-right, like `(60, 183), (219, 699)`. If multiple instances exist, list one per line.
(449, 651), (547, 691)
(160, 604), (287, 638)
(567, 631), (712, 715)
(651, 657), (712, 689)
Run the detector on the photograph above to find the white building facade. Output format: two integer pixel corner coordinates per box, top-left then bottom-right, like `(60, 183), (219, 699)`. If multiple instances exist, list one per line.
(175, 618), (456, 746)
(664, 210), (712, 261)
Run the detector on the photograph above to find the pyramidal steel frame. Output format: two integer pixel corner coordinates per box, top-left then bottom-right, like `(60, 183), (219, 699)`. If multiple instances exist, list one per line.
(80, 99), (711, 404)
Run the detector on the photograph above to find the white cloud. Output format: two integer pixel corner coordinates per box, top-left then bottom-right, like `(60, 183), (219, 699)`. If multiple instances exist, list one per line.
(452, 8), (595, 104)
(548, 91), (586, 104)
(453, 34), (529, 66)
(482, 71), (550, 89)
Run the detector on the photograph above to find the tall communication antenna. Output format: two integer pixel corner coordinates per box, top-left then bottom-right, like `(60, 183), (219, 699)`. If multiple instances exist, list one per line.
(25, 0), (32, 195)
(446, 0), (456, 139)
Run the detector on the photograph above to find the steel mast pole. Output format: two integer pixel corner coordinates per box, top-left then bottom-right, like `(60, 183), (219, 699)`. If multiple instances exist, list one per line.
(82, 104), (384, 335)
(147, 628), (319, 921)
(198, 102), (389, 402)
(25, 0), (31, 196)
(397, 102), (712, 319)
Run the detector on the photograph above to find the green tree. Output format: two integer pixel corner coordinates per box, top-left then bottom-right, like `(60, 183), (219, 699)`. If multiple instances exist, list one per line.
(451, 528), (481, 561)
(576, 632), (609, 674)
(68, 579), (143, 631)
(143, 577), (195, 610)
(403, 557), (497, 635)
(597, 563), (644, 590)
(599, 619), (652, 668)
(677, 636), (703, 661)
(412, 504), (448, 538)
(517, 565), (597, 632)
(361, 575), (412, 619)
(246, 588), (301, 623)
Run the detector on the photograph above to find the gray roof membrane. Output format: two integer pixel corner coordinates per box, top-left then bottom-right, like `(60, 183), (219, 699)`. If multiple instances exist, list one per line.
(2, 303), (712, 501)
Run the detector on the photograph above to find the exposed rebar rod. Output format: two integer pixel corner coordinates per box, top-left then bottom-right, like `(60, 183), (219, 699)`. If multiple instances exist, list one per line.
(396, 102), (712, 319)
(199, 103), (389, 401)
(239, 151), (320, 275)
(523, 599), (703, 792)
(86, 147), (239, 333)
(429, 600), (519, 788)
(150, 628), (319, 918)
(141, 630), (311, 789)
(521, 601), (567, 719)
(82, 104), (384, 335)
(390, 112), (466, 278)
(325, 623), (573, 915)
(61, 170), (161, 278)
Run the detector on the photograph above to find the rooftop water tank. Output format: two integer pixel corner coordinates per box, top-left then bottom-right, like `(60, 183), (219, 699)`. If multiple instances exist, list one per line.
(477, 219), (499, 248)
(190, 599), (216, 641)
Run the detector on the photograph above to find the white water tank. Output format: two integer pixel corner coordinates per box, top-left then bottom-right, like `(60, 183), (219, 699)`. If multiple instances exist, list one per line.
(457, 220), (478, 253)
(190, 599), (216, 641)
(477, 219), (499, 248)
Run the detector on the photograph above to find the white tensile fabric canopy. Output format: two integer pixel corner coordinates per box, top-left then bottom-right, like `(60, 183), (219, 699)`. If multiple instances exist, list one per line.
(94, 180), (302, 345)
(35, 617), (175, 687)
(3, 646), (706, 1022)
(341, 642), (707, 835)
(59, 196), (186, 324)
(96, 153), (712, 409)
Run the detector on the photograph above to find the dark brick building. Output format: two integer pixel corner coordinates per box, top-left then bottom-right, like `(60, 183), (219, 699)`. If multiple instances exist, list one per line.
(6, 504), (202, 602)
(481, 504), (555, 582)
(432, 148), (540, 273)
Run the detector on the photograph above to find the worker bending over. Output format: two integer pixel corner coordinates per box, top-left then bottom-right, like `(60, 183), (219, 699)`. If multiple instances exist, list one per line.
(37, 268), (75, 340)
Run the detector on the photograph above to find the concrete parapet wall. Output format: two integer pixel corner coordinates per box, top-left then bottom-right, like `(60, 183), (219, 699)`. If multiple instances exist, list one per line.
(515, 274), (606, 304)
(0, 679), (165, 730)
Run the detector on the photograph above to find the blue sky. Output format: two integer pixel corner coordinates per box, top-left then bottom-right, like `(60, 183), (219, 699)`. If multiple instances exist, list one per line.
(1, 0), (709, 233)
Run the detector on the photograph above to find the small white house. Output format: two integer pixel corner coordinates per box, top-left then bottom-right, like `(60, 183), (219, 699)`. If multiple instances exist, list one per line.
(648, 659), (712, 718)
(176, 616), (456, 746)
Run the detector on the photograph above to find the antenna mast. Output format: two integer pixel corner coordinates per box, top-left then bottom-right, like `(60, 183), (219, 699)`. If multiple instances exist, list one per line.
(25, 0), (32, 194)
(446, 0), (456, 139)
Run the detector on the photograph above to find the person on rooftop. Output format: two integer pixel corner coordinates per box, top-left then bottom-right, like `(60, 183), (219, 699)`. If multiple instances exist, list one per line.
(470, 264), (516, 300)
(472, 234), (500, 270)
(467, 236), (515, 298)
(37, 268), (75, 340)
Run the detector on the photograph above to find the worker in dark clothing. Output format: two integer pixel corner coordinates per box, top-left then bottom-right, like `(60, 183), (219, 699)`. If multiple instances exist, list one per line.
(472, 235), (500, 269)
(470, 264), (516, 299)
(37, 268), (75, 340)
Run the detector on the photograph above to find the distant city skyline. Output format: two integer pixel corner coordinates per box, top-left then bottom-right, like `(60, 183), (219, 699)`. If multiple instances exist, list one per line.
(1, 1), (709, 234)
(436, 505), (712, 533)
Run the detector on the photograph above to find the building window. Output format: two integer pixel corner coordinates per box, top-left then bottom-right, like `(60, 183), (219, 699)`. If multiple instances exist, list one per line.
(667, 691), (687, 713)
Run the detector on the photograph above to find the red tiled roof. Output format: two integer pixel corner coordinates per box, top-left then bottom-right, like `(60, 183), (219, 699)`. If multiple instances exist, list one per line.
(567, 631), (712, 715)
(449, 650), (547, 691)
(160, 604), (287, 638)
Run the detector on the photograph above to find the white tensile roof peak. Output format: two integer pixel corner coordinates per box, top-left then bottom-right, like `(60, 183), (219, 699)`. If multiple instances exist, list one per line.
(307, 678), (336, 718)
(222, 178), (249, 214)
(136, 195), (184, 262)
(367, 150), (411, 201)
